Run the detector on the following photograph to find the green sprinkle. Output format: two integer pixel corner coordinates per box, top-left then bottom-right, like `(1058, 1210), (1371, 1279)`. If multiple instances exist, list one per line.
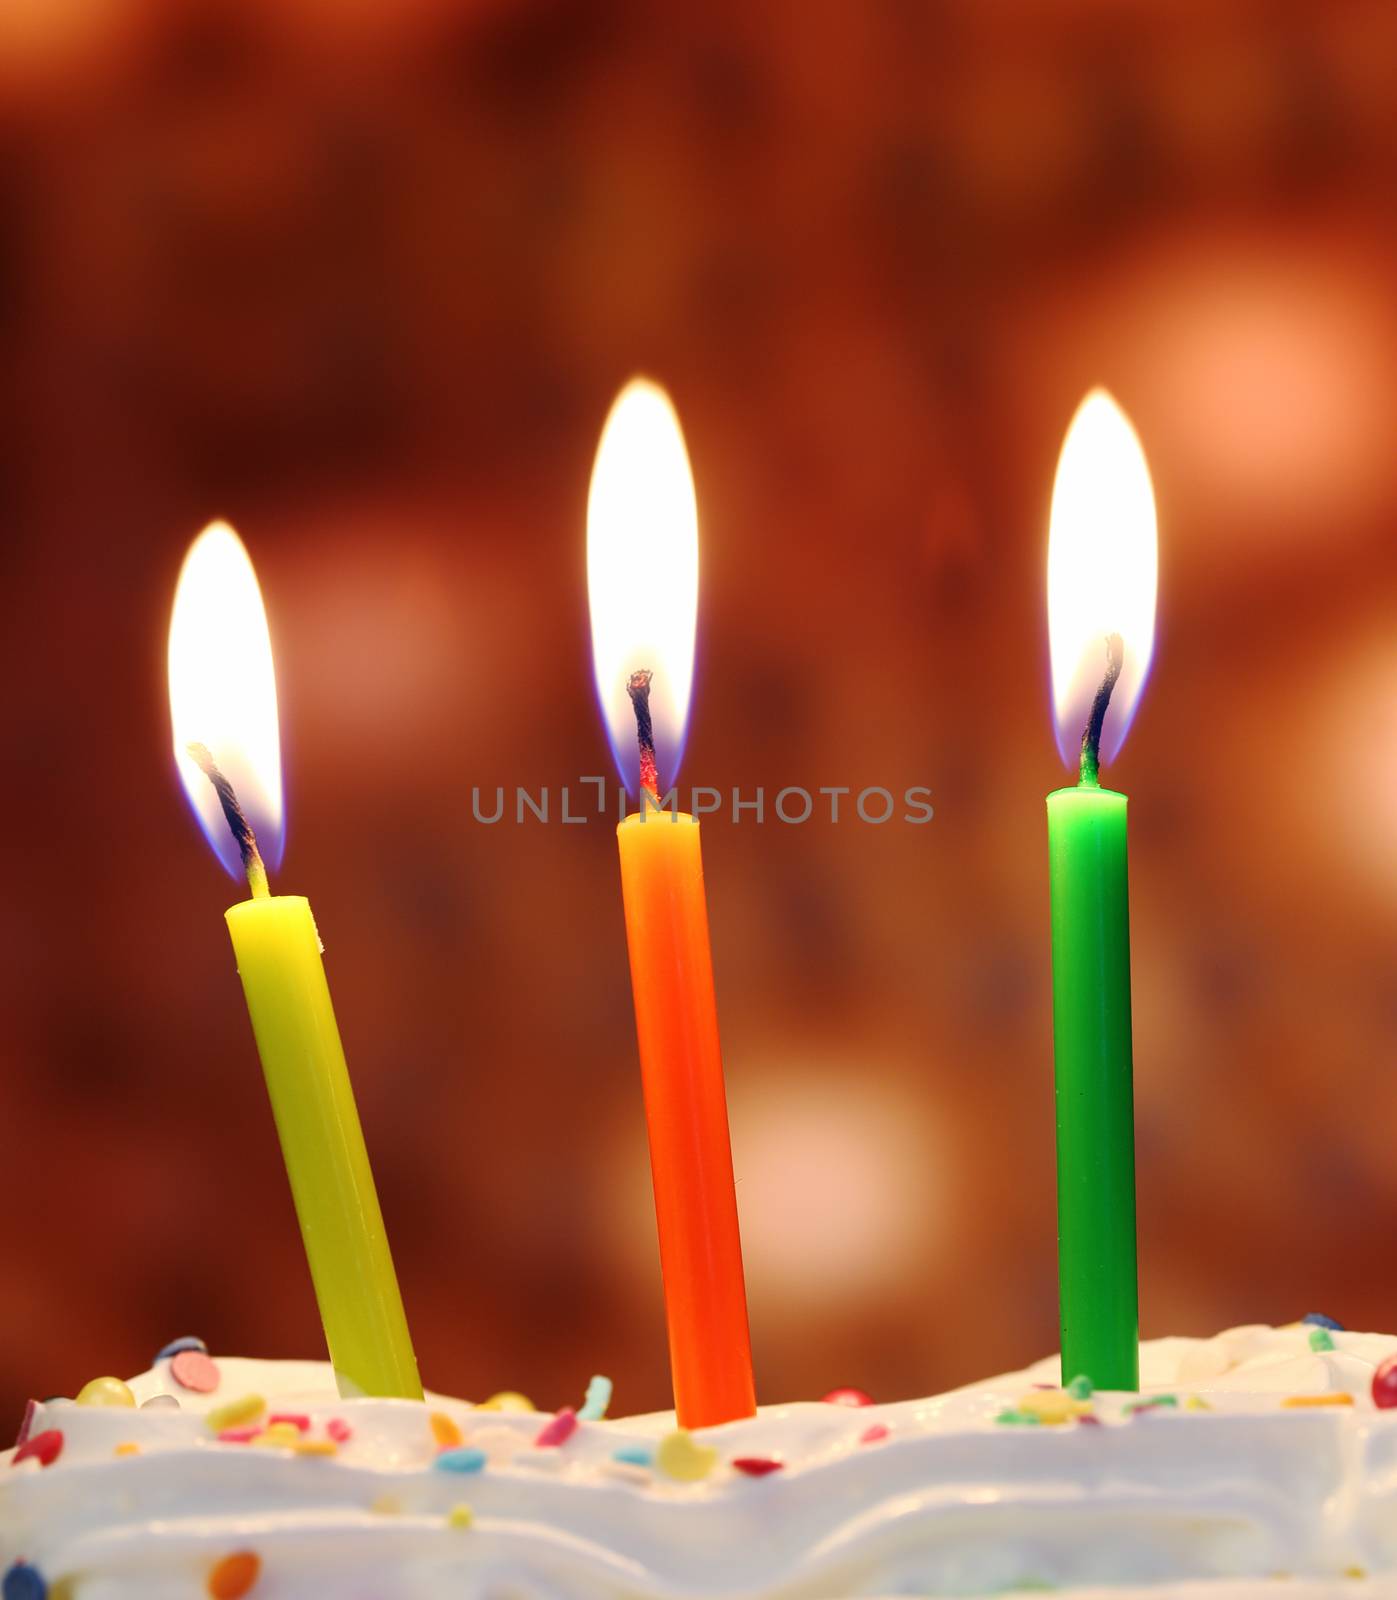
(994, 1408), (1041, 1426)
(1308, 1328), (1336, 1353)
(1066, 1374), (1094, 1400)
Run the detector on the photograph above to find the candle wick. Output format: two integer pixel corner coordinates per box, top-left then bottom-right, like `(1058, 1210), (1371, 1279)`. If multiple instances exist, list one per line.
(186, 742), (271, 899)
(626, 669), (661, 804)
(1078, 634), (1124, 788)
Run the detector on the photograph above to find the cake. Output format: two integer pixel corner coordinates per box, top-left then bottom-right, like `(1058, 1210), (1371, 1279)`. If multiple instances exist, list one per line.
(4, 1322), (1396, 1599)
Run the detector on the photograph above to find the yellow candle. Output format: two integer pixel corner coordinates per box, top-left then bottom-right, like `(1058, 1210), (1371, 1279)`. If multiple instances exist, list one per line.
(226, 894), (420, 1399)
(169, 522), (421, 1400)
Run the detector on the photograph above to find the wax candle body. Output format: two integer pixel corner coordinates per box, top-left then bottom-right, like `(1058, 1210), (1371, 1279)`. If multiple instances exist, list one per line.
(1046, 784), (1139, 1392)
(617, 811), (755, 1429)
(226, 894), (422, 1401)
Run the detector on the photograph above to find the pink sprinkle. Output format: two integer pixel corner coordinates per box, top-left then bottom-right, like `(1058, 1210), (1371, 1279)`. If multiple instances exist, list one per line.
(169, 1350), (221, 1394)
(1076, 1414), (1102, 1427)
(534, 1407), (579, 1448)
(732, 1456), (784, 1476)
(327, 1418), (352, 1443)
(1032, 1383), (1056, 1390)
(217, 1426), (261, 1444)
(14, 1399), (37, 1450)
(268, 1413), (310, 1433)
(860, 1423), (890, 1444)
(820, 1387), (873, 1407)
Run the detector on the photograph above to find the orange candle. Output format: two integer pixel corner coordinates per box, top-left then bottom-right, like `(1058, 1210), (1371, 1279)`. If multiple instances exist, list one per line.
(588, 378), (756, 1429)
(618, 807), (755, 1428)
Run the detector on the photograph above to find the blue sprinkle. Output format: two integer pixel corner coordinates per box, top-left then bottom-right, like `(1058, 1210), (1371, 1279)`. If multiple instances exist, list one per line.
(434, 1447), (487, 1474)
(1302, 1314), (1344, 1332)
(578, 1375), (613, 1422)
(611, 1445), (654, 1467)
(153, 1336), (208, 1364)
(3, 1562), (48, 1600)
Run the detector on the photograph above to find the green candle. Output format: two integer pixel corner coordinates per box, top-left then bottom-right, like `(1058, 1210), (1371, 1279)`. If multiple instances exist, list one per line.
(1048, 641), (1138, 1390)
(1045, 391), (1157, 1393)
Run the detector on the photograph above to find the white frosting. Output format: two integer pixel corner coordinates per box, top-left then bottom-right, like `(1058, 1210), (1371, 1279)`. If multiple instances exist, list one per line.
(3, 1325), (1396, 1598)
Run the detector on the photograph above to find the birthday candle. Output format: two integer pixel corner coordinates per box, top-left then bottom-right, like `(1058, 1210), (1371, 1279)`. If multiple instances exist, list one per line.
(1045, 391), (1158, 1393)
(168, 522), (421, 1400)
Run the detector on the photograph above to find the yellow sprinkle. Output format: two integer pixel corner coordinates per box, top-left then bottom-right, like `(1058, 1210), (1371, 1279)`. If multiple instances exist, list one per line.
(1281, 1392), (1354, 1408)
(1344, 1567), (1368, 1580)
(251, 1421), (302, 1447)
(1015, 1389), (1091, 1426)
(207, 1394), (266, 1432)
(430, 1411), (464, 1449)
(1185, 1396), (1213, 1411)
(655, 1428), (718, 1482)
(446, 1503), (474, 1529)
(113, 1442), (140, 1457)
(370, 1494), (402, 1515)
(477, 1391), (535, 1413)
(292, 1438), (339, 1457)
(77, 1376), (136, 1408)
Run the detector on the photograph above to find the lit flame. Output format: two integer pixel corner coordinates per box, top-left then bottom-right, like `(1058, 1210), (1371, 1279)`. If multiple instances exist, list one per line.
(168, 521), (284, 880)
(587, 378), (699, 796)
(1048, 389), (1158, 770)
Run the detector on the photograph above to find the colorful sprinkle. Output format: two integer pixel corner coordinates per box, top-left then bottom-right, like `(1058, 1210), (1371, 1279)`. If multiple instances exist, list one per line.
(656, 1429), (718, 1481)
(1016, 1389), (1091, 1426)
(252, 1423), (302, 1448)
(2, 1562), (47, 1600)
(76, 1377), (135, 1409)
(611, 1445), (654, 1467)
(430, 1412), (464, 1450)
(1123, 1395), (1179, 1416)
(13, 1400), (36, 1450)
(1302, 1314), (1344, 1332)
(370, 1494), (402, 1515)
(1075, 1413), (1102, 1427)
(292, 1439), (339, 1457)
(732, 1456), (784, 1476)
(1185, 1396), (1214, 1411)
(267, 1413), (310, 1433)
(217, 1427), (262, 1445)
(860, 1423), (890, 1444)
(207, 1395), (266, 1433)
(206, 1551), (260, 1598)
(820, 1387), (873, 1407)
(994, 1409), (1040, 1426)
(434, 1447), (488, 1474)
(114, 1442), (140, 1457)
(478, 1391), (535, 1413)
(446, 1503), (474, 1530)
(1308, 1328), (1336, 1353)
(171, 1351), (221, 1394)
(1066, 1375), (1094, 1400)
(13, 1429), (63, 1468)
(1281, 1392), (1354, 1408)
(326, 1418), (353, 1443)
(154, 1336), (208, 1364)
(578, 1375), (613, 1422)
(534, 1408), (579, 1448)
(1371, 1354), (1397, 1411)
(141, 1395), (181, 1411)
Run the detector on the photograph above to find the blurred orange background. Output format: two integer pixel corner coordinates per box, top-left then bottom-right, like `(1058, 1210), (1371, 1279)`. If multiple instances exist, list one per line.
(3, 0), (1397, 1431)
